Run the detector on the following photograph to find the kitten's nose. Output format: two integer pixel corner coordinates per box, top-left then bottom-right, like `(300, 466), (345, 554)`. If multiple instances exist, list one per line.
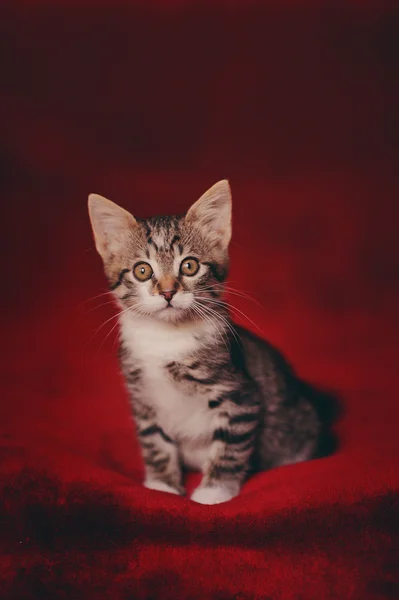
(160, 289), (176, 303)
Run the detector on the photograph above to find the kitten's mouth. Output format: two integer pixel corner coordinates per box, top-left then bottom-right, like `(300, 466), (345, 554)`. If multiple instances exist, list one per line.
(158, 302), (189, 319)
(161, 302), (177, 312)
(163, 298), (184, 310)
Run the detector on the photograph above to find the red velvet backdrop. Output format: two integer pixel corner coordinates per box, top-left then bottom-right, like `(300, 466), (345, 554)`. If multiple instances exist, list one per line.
(1, 2), (399, 599)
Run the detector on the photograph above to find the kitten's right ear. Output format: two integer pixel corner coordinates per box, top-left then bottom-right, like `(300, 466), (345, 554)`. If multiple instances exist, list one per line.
(88, 194), (137, 261)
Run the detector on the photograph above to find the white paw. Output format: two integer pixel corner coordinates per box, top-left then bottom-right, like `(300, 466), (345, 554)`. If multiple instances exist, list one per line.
(144, 479), (181, 495)
(191, 485), (237, 505)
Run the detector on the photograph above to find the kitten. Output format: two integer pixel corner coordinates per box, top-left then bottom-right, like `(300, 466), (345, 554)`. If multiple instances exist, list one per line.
(88, 180), (320, 504)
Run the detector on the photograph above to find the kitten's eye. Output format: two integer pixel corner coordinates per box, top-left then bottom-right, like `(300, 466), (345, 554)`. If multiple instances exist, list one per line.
(180, 257), (200, 277)
(133, 262), (153, 282)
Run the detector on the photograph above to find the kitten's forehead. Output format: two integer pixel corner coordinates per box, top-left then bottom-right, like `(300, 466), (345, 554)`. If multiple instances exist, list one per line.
(141, 215), (183, 252)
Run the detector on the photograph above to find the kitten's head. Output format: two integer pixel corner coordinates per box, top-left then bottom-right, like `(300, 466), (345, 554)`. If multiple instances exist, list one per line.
(88, 180), (232, 324)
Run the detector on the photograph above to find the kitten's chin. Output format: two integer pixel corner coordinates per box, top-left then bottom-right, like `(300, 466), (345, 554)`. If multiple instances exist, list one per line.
(154, 306), (193, 324)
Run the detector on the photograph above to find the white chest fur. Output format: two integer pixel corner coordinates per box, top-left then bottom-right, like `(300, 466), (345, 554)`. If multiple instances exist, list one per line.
(120, 315), (214, 470)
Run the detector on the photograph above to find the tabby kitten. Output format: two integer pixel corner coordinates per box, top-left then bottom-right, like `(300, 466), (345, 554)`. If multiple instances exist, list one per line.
(88, 181), (320, 504)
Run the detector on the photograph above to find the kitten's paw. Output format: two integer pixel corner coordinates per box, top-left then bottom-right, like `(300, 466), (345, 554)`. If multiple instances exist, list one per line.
(191, 485), (237, 505)
(144, 479), (183, 495)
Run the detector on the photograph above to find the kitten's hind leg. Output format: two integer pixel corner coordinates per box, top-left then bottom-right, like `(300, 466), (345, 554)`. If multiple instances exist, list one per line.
(257, 397), (320, 470)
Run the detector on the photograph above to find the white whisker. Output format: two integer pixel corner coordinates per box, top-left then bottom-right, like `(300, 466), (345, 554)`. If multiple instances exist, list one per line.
(199, 297), (263, 334)
(193, 301), (243, 350)
(86, 300), (118, 313)
(191, 302), (230, 353)
(197, 282), (262, 308)
(97, 304), (149, 353)
(81, 290), (112, 305)
(85, 303), (136, 348)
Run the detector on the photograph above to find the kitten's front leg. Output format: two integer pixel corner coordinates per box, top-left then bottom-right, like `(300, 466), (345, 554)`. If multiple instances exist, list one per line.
(122, 358), (184, 496)
(137, 418), (184, 496)
(128, 390), (184, 495)
(191, 401), (259, 505)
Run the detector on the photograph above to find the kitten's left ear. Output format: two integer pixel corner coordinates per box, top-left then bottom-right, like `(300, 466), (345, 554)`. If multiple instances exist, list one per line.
(185, 180), (232, 248)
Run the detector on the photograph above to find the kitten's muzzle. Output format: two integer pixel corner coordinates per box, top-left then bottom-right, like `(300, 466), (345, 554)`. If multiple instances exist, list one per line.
(157, 275), (179, 304)
(159, 289), (176, 303)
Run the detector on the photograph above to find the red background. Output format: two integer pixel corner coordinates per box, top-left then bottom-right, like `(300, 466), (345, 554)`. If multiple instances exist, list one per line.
(1, 2), (399, 599)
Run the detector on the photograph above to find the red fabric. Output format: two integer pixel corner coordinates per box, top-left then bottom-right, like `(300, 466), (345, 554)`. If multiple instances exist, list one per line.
(1, 3), (399, 599)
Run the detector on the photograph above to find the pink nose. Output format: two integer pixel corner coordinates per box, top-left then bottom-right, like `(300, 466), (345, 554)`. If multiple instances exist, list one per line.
(160, 289), (176, 302)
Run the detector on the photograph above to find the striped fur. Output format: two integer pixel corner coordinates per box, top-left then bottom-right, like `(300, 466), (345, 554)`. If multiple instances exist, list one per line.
(88, 181), (320, 504)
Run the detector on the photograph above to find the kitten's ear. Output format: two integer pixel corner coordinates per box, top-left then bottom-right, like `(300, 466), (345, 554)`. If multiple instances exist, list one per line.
(88, 194), (137, 261)
(185, 180), (232, 248)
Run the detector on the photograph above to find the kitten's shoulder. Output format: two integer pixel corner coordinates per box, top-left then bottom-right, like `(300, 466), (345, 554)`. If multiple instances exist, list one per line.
(234, 323), (295, 376)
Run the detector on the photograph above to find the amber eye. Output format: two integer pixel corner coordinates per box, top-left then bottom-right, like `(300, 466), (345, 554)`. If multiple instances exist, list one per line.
(133, 262), (153, 282)
(180, 257), (200, 277)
